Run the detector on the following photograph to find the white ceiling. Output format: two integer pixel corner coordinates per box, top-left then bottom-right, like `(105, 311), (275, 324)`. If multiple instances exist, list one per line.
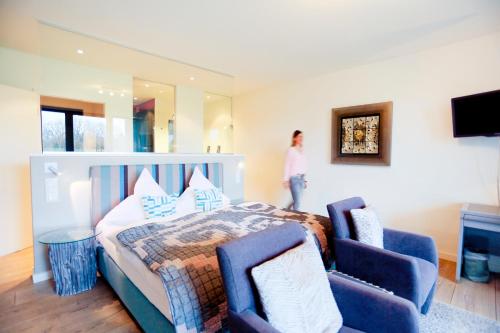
(2, 0), (500, 93)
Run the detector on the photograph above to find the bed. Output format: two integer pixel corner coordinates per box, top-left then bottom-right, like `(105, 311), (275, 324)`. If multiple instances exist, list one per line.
(91, 163), (333, 333)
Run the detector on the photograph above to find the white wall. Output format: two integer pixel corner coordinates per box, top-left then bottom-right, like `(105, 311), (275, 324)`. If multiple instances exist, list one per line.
(234, 32), (500, 260)
(175, 85), (204, 153)
(0, 84), (41, 256)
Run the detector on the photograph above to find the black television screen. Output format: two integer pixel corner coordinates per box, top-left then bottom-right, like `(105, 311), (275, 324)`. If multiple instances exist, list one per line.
(452, 89), (500, 137)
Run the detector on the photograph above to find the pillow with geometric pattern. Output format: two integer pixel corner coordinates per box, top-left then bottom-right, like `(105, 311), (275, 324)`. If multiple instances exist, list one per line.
(141, 195), (178, 219)
(350, 206), (384, 249)
(194, 188), (223, 212)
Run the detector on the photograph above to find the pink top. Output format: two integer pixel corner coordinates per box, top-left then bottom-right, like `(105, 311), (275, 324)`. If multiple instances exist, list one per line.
(283, 147), (307, 181)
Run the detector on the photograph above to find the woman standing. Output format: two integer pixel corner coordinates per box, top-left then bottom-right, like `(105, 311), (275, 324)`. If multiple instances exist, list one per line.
(283, 130), (307, 211)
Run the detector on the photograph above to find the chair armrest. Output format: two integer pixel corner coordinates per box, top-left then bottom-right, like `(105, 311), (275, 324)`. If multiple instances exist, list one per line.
(329, 274), (419, 333)
(335, 238), (420, 306)
(383, 228), (438, 266)
(229, 310), (281, 333)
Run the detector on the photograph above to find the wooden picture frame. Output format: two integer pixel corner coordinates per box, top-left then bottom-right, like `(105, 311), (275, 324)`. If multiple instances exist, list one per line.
(332, 101), (392, 165)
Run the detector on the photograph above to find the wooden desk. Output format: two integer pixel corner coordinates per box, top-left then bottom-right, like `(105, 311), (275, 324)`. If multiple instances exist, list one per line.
(456, 203), (500, 281)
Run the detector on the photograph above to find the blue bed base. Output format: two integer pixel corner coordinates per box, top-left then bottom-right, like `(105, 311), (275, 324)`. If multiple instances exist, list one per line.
(97, 247), (175, 333)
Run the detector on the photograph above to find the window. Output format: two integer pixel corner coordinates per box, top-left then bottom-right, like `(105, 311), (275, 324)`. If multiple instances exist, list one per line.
(41, 110), (66, 152)
(41, 106), (105, 152)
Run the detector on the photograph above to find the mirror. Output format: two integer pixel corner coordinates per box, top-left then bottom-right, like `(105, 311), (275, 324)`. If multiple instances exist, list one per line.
(204, 93), (233, 153)
(133, 79), (175, 153)
(0, 20), (234, 154)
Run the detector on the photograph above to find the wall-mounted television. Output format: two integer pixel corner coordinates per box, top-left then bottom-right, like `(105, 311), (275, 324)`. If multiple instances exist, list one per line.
(451, 89), (500, 137)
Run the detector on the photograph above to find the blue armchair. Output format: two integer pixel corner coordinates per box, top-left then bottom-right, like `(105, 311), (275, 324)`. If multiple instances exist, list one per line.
(327, 197), (438, 314)
(216, 222), (419, 333)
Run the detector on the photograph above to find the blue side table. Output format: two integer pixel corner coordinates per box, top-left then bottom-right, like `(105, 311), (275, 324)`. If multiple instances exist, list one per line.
(39, 227), (101, 296)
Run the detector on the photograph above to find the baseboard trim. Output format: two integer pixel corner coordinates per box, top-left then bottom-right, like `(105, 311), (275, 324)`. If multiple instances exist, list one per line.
(439, 251), (457, 262)
(30, 252), (457, 283)
(32, 270), (52, 283)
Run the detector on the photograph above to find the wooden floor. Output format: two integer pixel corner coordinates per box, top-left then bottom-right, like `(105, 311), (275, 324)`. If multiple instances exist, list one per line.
(0, 248), (140, 333)
(0, 249), (498, 333)
(436, 258), (499, 321)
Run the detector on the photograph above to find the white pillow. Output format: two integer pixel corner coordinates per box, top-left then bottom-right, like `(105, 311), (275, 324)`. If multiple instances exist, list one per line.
(177, 187), (197, 213)
(189, 167), (217, 190)
(251, 237), (343, 333)
(186, 167), (231, 206)
(98, 194), (145, 226)
(134, 168), (167, 196)
(350, 206), (384, 249)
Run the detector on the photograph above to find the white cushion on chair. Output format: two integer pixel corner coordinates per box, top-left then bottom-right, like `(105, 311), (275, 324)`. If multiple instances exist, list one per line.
(251, 236), (343, 333)
(350, 206), (384, 248)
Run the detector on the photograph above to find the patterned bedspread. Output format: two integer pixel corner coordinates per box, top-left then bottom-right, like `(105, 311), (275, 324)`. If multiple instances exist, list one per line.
(116, 202), (333, 333)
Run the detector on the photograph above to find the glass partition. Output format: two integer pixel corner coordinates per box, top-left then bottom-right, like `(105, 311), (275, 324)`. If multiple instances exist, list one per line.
(133, 79), (175, 153)
(73, 115), (105, 152)
(0, 20), (234, 154)
(40, 97), (106, 152)
(203, 93), (233, 153)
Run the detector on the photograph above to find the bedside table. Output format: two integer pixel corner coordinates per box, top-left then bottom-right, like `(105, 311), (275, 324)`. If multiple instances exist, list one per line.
(39, 227), (101, 296)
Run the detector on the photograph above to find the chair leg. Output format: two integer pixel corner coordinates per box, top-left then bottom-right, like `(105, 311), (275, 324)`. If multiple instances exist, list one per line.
(420, 282), (436, 314)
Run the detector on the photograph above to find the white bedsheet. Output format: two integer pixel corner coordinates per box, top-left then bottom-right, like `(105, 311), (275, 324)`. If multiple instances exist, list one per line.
(96, 213), (191, 322)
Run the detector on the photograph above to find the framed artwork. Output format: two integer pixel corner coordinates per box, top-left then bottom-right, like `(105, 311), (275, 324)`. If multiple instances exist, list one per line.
(332, 101), (392, 165)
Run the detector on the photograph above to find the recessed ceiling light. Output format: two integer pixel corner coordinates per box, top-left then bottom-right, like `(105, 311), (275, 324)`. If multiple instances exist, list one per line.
(160, 90), (164, 93)
(145, 84), (150, 87)
(120, 93), (125, 97)
(109, 92), (114, 96)
(206, 95), (211, 99)
(98, 89), (104, 94)
(133, 97), (138, 101)
(76, 49), (84, 55)
(189, 76), (195, 81)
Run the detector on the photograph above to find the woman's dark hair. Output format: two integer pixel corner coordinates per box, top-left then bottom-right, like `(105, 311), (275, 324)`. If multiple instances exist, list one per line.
(291, 130), (302, 146)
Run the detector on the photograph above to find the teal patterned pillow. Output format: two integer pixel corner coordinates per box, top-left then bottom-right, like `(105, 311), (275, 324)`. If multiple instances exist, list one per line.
(194, 188), (223, 212)
(141, 195), (178, 219)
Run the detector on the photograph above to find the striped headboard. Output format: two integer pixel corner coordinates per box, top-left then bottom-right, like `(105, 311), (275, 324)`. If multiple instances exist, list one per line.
(90, 163), (223, 226)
